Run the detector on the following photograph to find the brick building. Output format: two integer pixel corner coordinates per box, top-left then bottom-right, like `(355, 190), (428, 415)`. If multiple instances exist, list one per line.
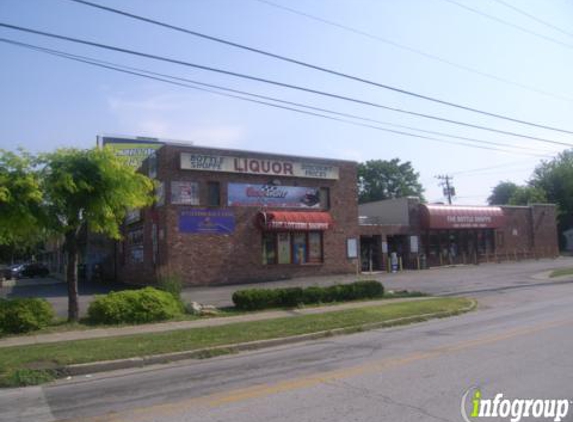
(358, 197), (559, 271)
(117, 144), (360, 286)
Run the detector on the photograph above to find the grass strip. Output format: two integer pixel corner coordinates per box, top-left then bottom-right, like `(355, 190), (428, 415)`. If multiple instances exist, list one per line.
(0, 291), (427, 339)
(0, 297), (472, 387)
(549, 267), (573, 278)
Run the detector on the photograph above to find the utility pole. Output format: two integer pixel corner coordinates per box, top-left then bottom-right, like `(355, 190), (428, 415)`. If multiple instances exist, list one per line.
(436, 175), (455, 204)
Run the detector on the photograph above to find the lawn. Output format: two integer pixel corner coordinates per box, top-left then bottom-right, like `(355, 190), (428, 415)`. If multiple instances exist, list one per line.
(0, 297), (474, 387)
(549, 267), (573, 278)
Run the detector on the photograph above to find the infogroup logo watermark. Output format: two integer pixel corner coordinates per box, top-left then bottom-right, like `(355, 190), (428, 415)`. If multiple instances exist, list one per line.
(461, 387), (571, 422)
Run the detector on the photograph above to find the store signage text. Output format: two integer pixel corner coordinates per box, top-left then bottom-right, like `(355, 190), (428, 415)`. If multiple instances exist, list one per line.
(181, 153), (339, 180)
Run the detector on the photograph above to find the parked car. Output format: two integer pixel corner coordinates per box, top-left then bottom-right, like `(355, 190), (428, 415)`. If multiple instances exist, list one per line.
(12, 263), (49, 278)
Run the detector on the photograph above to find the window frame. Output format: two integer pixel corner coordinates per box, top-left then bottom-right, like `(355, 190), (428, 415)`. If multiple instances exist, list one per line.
(262, 231), (324, 265)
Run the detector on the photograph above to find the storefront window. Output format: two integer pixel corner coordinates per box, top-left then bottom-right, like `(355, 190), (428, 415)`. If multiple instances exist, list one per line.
(292, 233), (307, 264)
(277, 233), (291, 264)
(171, 181), (199, 205)
(262, 232), (276, 265)
(262, 231), (323, 265)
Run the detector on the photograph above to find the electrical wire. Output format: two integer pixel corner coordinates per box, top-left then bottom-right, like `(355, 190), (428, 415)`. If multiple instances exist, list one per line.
(492, 0), (573, 40)
(450, 159), (536, 175)
(254, 0), (573, 103)
(64, 0), (573, 134)
(0, 37), (556, 156)
(1, 21), (571, 149)
(443, 0), (573, 50)
(0, 37), (554, 158)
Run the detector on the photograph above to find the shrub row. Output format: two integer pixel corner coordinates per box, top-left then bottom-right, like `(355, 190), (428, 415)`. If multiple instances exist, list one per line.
(87, 287), (184, 325)
(0, 298), (54, 334)
(232, 280), (384, 311)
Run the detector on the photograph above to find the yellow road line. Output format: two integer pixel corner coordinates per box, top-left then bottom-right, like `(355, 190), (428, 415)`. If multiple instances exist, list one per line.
(66, 317), (573, 422)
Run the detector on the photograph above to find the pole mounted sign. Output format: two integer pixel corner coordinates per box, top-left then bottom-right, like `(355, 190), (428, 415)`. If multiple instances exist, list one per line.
(180, 152), (339, 180)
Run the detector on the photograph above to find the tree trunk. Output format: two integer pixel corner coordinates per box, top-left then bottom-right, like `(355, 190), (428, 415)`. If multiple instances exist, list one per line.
(65, 232), (80, 322)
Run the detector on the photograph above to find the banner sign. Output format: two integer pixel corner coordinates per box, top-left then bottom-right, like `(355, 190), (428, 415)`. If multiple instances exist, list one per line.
(420, 205), (505, 229)
(180, 152), (339, 180)
(179, 209), (235, 234)
(228, 183), (321, 208)
(102, 137), (163, 169)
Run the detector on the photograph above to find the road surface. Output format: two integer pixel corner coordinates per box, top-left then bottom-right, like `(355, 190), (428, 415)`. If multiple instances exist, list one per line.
(1, 260), (573, 421)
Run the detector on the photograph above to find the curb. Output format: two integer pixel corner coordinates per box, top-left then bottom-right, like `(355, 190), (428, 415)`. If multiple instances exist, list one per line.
(62, 299), (477, 377)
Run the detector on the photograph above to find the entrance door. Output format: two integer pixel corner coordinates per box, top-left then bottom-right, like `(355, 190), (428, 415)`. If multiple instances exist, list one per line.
(360, 236), (382, 272)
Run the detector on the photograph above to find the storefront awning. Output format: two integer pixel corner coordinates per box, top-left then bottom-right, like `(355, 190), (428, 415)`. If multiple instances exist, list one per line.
(257, 211), (334, 231)
(420, 204), (504, 229)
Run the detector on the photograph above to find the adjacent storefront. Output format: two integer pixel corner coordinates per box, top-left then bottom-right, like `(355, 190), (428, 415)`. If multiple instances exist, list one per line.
(359, 197), (558, 271)
(419, 204), (505, 266)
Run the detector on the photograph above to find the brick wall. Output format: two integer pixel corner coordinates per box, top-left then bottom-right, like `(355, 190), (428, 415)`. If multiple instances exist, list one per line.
(496, 204), (558, 258)
(117, 145), (359, 286)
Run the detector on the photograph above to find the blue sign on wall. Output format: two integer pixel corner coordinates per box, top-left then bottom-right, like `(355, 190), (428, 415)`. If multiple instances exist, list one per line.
(179, 209), (235, 234)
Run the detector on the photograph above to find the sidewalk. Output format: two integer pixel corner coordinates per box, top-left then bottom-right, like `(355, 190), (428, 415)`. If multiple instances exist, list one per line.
(0, 297), (430, 349)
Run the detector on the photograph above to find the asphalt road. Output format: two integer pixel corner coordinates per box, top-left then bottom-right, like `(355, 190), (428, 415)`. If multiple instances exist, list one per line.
(2, 259), (573, 421)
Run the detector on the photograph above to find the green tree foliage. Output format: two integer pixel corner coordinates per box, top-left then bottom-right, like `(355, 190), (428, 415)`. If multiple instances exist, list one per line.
(530, 150), (573, 235)
(357, 159), (424, 203)
(508, 186), (547, 206)
(0, 149), (44, 247)
(39, 147), (154, 321)
(487, 181), (518, 205)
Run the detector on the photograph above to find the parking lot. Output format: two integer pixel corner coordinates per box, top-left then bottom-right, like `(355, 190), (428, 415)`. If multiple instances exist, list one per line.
(2, 257), (573, 318)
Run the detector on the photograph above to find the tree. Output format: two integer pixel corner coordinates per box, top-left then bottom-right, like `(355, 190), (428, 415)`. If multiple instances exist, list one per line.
(530, 149), (573, 236)
(357, 159), (424, 203)
(40, 147), (154, 321)
(508, 186), (547, 206)
(0, 149), (47, 262)
(487, 181), (518, 205)
(0, 149), (44, 245)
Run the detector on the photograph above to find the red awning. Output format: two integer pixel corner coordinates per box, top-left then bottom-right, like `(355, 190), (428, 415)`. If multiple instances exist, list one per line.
(258, 211), (334, 231)
(420, 204), (504, 229)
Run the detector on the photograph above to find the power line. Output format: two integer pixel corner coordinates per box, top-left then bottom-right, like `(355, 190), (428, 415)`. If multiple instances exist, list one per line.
(254, 0), (573, 104)
(64, 0), (573, 135)
(0, 37), (554, 159)
(1, 22), (572, 149)
(492, 0), (573, 40)
(0, 37), (556, 156)
(454, 167), (535, 178)
(443, 0), (573, 51)
(450, 159), (536, 175)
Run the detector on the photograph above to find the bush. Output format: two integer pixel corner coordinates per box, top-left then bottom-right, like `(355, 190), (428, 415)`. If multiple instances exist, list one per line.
(87, 287), (184, 325)
(232, 289), (280, 311)
(233, 281), (384, 310)
(352, 280), (385, 298)
(157, 274), (183, 300)
(0, 298), (55, 334)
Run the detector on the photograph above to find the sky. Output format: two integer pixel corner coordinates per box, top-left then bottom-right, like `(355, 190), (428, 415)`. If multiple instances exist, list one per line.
(1, 0), (572, 204)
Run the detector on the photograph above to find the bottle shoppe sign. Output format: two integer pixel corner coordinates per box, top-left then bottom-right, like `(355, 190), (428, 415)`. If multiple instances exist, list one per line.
(180, 152), (339, 180)
(228, 183), (321, 209)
